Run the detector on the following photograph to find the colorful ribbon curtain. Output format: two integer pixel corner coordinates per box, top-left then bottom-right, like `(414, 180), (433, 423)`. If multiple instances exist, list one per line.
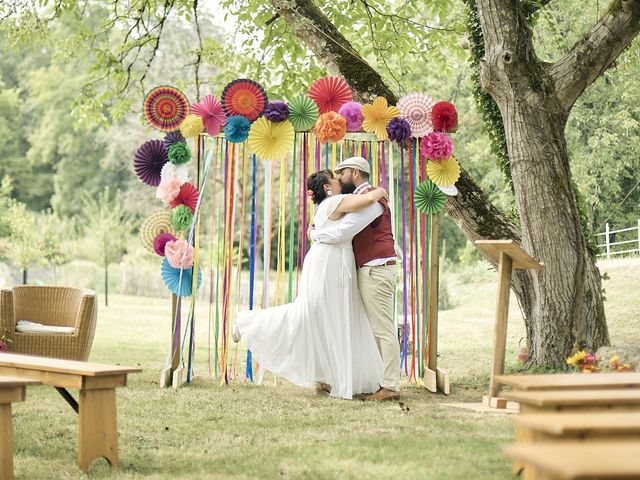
(184, 133), (439, 384)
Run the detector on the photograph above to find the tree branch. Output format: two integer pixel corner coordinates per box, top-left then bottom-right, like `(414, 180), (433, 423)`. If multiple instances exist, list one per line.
(552, 0), (640, 111)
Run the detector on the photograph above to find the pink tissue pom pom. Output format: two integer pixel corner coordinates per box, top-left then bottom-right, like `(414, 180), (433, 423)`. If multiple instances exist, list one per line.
(338, 101), (364, 132)
(164, 240), (195, 269)
(156, 177), (181, 205)
(419, 132), (453, 161)
(153, 232), (176, 256)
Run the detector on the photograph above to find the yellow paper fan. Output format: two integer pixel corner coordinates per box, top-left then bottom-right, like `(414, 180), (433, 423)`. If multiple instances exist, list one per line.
(248, 117), (295, 161)
(361, 96), (400, 140)
(426, 156), (461, 186)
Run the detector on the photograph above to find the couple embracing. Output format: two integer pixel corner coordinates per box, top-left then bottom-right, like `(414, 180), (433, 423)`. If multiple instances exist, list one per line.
(234, 157), (400, 401)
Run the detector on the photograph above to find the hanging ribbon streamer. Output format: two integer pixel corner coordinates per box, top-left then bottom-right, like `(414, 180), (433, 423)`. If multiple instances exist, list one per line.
(400, 141), (409, 371)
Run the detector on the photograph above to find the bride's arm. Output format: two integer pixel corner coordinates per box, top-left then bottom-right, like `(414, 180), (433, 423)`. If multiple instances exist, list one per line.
(334, 188), (387, 214)
(310, 202), (383, 244)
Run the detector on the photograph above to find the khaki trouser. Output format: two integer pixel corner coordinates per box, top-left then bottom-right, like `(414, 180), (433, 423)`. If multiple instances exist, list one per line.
(357, 264), (400, 392)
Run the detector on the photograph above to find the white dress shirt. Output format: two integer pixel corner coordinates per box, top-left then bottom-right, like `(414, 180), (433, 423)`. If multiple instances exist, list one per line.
(310, 183), (397, 266)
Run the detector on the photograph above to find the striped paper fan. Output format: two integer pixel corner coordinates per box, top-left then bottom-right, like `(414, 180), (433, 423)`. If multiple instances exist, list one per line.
(143, 86), (190, 132)
(397, 93), (436, 138)
(221, 79), (268, 122)
(307, 76), (353, 114)
(140, 211), (178, 253)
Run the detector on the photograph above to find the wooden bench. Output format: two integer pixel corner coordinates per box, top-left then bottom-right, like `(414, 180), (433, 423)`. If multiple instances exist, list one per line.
(503, 441), (640, 479)
(0, 353), (141, 472)
(510, 411), (640, 442)
(1, 375), (41, 480)
(496, 373), (640, 392)
(503, 389), (640, 414)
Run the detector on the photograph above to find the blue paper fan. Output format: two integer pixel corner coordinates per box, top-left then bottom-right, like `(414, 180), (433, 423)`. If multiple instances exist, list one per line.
(161, 258), (202, 297)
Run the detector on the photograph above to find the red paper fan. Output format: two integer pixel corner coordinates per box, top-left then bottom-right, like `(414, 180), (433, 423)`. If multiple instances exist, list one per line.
(307, 77), (353, 114)
(144, 86), (190, 132)
(221, 79), (268, 122)
(169, 182), (199, 213)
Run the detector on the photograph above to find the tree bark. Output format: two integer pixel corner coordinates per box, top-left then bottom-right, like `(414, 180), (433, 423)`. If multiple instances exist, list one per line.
(269, 0), (640, 366)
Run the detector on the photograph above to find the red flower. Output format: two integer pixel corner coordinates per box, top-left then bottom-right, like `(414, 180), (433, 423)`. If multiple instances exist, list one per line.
(431, 101), (458, 133)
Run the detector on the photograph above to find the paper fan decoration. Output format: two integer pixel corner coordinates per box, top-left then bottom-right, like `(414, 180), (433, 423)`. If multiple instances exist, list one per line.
(221, 78), (268, 122)
(248, 117), (295, 161)
(426, 156), (461, 187)
(134, 139), (168, 187)
(144, 86), (190, 132)
(191, 94), (226, 136)
(361, 97), (400, 140)
(414, 180), (447, 214)
(438, 184), (458, 196)
(307, 76), (353, 114)
(397, 93), (436, 138)
(161, 258), (202, 297)
(169, 182), (199, 213)
(140, 211), (177, 253)
(288, 95), (319, 131)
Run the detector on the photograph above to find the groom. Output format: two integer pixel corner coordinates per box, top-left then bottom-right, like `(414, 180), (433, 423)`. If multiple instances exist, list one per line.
(310, 157), (400, 401)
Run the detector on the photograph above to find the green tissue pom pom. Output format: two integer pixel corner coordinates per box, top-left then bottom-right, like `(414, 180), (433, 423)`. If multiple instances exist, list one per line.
(168, 141), (191, 165)
(171, 205), (193, 231)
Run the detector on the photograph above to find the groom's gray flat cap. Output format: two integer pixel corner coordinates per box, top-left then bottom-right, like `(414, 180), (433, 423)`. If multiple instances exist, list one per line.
(334, 156), (370, 175)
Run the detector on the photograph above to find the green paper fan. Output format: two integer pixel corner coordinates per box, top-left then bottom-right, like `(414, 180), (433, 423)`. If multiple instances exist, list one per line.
(288, 95), (319, 132)
(414, 180), (446, 214)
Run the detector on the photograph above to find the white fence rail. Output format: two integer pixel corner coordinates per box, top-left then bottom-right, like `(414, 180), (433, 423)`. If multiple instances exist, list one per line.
(595, 220), (640, 258)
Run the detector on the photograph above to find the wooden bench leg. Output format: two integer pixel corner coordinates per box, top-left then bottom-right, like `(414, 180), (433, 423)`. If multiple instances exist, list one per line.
(0, 404), (15, 480)
(78, 388), (118, 472)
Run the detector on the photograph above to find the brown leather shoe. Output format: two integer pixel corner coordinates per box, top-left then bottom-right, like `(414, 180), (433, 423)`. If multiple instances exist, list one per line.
(316, 382), (331, 394)
(366, 387), (400, 402)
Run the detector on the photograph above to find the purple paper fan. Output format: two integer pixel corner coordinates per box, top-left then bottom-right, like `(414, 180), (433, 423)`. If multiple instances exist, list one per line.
(134, 139), (169, 186)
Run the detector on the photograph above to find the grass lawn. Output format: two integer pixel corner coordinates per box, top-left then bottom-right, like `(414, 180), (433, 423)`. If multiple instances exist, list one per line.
(10, 257), (640, 479)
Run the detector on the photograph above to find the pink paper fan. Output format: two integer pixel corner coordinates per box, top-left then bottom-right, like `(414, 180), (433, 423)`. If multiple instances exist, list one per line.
(191, 94), (227, 136)
(169, 182), (199, 213)
(397, 93), (436, 138)
(308, 77), (353, 114)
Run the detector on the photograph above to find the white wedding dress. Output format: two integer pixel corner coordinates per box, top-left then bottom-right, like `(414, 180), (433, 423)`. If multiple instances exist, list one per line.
(237, 194), (383, 399)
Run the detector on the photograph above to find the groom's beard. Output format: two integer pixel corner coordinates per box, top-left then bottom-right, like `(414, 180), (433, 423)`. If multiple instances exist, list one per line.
(340, 181), (356, 194)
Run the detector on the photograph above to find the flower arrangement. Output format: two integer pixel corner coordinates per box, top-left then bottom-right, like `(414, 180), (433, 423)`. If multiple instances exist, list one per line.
(0, 330), (12, 352)
(566, 351), (634, 373)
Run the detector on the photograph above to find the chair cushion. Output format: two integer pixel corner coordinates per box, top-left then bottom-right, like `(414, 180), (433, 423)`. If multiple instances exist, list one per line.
(16, 320), (75, 335)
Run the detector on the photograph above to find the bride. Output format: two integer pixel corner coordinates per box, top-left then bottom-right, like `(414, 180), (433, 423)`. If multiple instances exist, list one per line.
(234, 169), (386, 399)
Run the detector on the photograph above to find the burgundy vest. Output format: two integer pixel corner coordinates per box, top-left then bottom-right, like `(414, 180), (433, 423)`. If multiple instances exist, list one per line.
(352, 187), (396, 268)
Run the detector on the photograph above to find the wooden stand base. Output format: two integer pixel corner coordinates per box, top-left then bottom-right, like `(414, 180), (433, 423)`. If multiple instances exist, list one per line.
(483, 395), (509, 409)
(159, 367), (187, 389)
(423, 368), (450, 395)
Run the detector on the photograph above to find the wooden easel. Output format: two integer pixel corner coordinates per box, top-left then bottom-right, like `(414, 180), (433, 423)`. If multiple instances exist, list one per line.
(160, 294), (187, 388)
(423, 214), (450, 395)
(474, 240), (543, 408)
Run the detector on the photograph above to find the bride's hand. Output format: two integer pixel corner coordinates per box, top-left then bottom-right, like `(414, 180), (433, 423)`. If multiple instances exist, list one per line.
(372, 186), (388, 201)
(307, 223), (315, 241)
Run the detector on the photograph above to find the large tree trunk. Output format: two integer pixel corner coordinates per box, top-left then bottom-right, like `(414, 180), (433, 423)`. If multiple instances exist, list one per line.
(269, 0), (640, 366)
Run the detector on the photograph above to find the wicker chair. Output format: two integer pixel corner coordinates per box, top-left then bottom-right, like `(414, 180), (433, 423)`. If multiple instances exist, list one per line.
(0, 286), (97, 361)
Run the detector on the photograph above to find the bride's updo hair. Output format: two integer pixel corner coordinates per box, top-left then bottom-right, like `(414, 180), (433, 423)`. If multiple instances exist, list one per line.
(306, 169), (334, 205)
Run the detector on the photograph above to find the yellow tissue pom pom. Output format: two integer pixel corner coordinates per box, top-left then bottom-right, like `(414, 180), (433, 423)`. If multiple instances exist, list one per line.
(179, 114), (204, 138)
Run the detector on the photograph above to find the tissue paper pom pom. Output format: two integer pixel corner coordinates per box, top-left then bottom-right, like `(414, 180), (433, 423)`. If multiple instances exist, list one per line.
(314, 111), (347, 144)
(156, 177), (181, 205)
(264, 101), (289, 122)
(386, 117), (412, 143)
(179, 114), (204, 138)
(168, 141), (191, 165)
(160, 162), (189, 185)
(431, 101), (458, 132)
(165, 240), (195, 269)
(171, 204), (193, 231)
(164, 131), (185, 150)
(169, 182), (199, 213)
(224, 115), (251, 143)
(420, 132), (453, 161)
(338, 101), (364, 132)
(153, 232), (177, 256)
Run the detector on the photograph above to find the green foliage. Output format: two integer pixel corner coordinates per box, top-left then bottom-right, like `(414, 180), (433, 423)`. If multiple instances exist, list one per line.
(2, 199), (42, 273)
(80, 187), (132, 269)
